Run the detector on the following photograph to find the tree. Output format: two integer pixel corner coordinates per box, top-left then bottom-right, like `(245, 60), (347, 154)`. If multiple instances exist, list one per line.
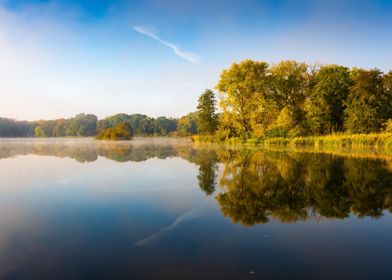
(344, 68), (389, 133)
(96, 122), (133, 140)
(75, 114), (98, 136)
(155, 117), (177, 136)
(64, 114), (98, 136)
(0, 118), (35, 137)
(306, 65), (352, 134)
(178, 112), (198, 136)
(383, 71), (392, 126)
(34, 126), (46, 137)
(269, 60), (309, 110)
(267, 60), (310, 136)
(196, 89), (218, 134)
(216, 60), (269, 138)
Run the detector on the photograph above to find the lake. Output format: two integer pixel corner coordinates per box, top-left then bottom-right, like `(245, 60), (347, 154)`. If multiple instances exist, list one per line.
(0, 138), (392, 280)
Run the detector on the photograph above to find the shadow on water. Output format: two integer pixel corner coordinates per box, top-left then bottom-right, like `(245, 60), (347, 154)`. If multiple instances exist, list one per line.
(1, 138), (392, 226)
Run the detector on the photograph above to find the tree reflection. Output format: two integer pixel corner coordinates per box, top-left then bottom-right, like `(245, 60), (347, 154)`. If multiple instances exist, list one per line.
(216, 150), (392, 226)
(195, 149), (218, 195)
(1, 139), (392, 226)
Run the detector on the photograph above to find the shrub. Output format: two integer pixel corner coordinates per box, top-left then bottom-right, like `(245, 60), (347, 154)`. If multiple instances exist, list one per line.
(96, 122), (133, 140)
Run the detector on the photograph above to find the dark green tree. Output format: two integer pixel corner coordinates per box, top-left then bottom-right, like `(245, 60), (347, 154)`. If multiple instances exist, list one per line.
(307, 65), (352, 134)
(383, 71), (392, 124)
(344, 68), (389, 133)
(196, 89), (218, 134)
(155, 117), (177, 136)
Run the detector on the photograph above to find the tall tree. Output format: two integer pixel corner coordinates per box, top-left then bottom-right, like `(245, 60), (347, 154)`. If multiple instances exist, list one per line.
(196, 89), (218, 134)
(307, 65), (352, 134)
(269, 60), (309, 110)
(383, 71), (392, 124)
(344, 68), (389, 133)
(216, 60), (269, 138)
(266, 60), (311, 137)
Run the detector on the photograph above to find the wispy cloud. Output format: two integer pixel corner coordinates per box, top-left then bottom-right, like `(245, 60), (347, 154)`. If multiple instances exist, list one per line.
(133, 25), (199, 64)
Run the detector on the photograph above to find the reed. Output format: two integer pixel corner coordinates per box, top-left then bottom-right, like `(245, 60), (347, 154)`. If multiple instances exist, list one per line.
(192, 133), (392, 150)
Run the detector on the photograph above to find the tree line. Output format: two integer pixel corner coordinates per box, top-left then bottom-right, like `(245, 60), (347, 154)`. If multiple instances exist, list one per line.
(2, 59), (392, 139)
(0, 113), (199, 138)
(196, 60), (392, 139)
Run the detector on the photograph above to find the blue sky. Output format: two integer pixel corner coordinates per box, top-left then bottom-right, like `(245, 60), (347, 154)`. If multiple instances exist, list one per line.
(1, 0), (392, 120)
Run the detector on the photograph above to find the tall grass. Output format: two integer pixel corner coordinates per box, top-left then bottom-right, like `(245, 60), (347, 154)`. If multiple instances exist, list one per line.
(263, 133), (392, 149)
(193, 133), (392, 150)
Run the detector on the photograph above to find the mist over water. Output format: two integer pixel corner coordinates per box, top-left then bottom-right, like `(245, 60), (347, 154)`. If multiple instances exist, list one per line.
(0, 138), (392, 279)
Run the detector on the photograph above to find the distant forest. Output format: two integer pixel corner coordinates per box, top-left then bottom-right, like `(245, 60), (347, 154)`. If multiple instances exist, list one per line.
(0, 113), (198, 138)
(2, 59), (392, 139)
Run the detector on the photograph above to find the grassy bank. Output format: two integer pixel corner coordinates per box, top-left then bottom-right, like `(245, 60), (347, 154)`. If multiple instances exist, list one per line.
(192, 133), (392, 149)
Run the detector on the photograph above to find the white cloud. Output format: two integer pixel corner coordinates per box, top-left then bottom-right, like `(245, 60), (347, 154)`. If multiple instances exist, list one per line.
(133, 25), (199, 64)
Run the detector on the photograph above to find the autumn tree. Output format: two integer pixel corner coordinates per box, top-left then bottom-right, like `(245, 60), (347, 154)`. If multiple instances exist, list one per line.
(177, 112), (198, 136)
(96, 122), (133, 140)
(216, 60), (269, 138)
(267, 60), (310, 136)
(34, 126), (46, 137)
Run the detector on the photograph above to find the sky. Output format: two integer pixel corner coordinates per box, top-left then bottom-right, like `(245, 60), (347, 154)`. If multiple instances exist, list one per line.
(1, 0), (392, 121)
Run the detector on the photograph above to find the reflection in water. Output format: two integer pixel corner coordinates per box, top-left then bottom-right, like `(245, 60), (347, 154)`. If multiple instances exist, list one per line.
(217, 150), (392, 225)
(134, 203), (204, 247)
(1, 138), (392, 227)
(1, 138), (392, 279)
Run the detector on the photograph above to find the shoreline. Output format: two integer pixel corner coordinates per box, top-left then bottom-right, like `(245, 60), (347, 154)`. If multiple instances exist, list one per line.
(192, 133), (392, 150)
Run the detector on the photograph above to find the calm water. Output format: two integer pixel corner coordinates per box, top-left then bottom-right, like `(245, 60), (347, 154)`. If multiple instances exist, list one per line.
(0, 138), (392, 280)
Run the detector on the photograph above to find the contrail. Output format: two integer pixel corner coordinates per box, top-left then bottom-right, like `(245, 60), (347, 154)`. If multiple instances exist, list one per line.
(134, 203), (204, 247)
(133, 25), (199, 64)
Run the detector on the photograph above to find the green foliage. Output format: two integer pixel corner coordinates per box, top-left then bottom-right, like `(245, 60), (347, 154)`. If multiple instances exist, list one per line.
(307, 65), (352, 134)
(28, 114), (98, 138)
(215, 60), (311, 140)
(2, 60), (392, 141)
(269, 60), (309, 110)
(344, 68), (390, 133)
(1, 113), (184, 138)
(178, 112), (198, 136)
(97, 114), (132, 133)
(155, 116), (177, 136)
(98, 114), (178, 136)
(212, 59), (392, 141)
(34, 126), (46, 137)
(196, 89), (218, 134)
(0, 118), (35, 137)
(384, 119), (392, 133)
(96, 122), (133, 140)
(66, 114), (98, 136)
(216, 60), (269, 138)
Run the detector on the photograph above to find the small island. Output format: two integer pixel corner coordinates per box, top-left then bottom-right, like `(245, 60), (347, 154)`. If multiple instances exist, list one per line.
(96, 122), (133, 141)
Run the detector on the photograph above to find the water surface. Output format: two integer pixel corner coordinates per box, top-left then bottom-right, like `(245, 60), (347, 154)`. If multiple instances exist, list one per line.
(0, 138), (392, 279)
